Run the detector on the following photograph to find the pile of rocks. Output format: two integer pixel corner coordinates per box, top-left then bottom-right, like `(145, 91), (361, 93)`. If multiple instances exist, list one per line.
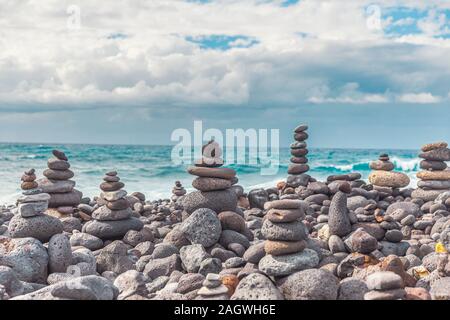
(413, 142), (450, 201)
(369, 153), (410, 192)
(288, 124), (310, 176)
(196, 274), (229, 300)
(38, 150), (82, 217)
(171, 181), (186, 202)
(259, 199), (319, 276)
(82, 171), (143, 240)
(8, 169), (63, 242)
(182, 140), (238, 214)
(364, 271), (406, 300)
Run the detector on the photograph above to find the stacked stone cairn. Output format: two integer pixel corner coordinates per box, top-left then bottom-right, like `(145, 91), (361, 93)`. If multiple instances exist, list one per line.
(369, 153), (410, 196)
(258, 199), (319, 277)
(171, 181), (186, 202)
(82, 171), (143, 240)
(413, 142), (450, 202)
(181, 140), (238, 214)
(38, 150), (82, 217)
(8, 169), (63, 242)
(196, 273), (229, 300)
(364, 271), (406, 300)
(288, 124), (310, 176)
(283, 124), (312, 199)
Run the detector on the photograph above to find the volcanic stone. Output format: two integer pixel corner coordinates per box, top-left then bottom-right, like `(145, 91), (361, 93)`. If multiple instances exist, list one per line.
(328, 191), (352, 237)
(100, 182), (125, 192)
(192, 177), (232, 191)
(187, 166), (236, 180)
(419, 148), (450, 161)
(91, 206), (132, 221)
(266, 208), (304, 223)
(261, 220), (307, 241)
(258, 249), (319, 277)
(180, 208), (221, 247)
(368, 171), (410, 188)
(264, 240), (306, 256)
(417, 170), (450, 181)
(181, 189), (237, 214)
(82, 218), (143, 240)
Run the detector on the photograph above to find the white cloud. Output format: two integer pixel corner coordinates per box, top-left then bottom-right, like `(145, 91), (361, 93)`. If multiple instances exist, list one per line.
(0, 0), (449, 112)
(398, 92), (442, 103)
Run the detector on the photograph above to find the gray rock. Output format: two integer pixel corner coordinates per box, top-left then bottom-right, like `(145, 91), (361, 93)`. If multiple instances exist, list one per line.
(430, 277), (450, 300)
(82, 217), (143, 240)
(347, 196), (371, 211)
(385, 229), (403, 243)
(113, 270), (148, 299)
(386, 202), (420, 220)
(350, 228), (378, 254)
(96, 241), (135, 275)
(278, 269), (339, 300)
(198, 258), (222, 276)
(37, 178), (76, 194)
(123, 227), (154, 247)
(176, 273), (205, 294)
(379, 241), (410, 256)
(0, 266), (24, 297)
(180, 244), (209, 273)
(366, 271), (404, 290)
(0, 237), (48, 283)
(48, 233), (72, 273)
(13, 275), (118, 300)
(328, 191), (352, 237)
(181, 190), (237, 214)
(70, 232), (104, 250)
(91, 206), (132, 221)
(180, 208), (221, 247)
(261, 220), (307, 241)
(143, 254), (181, 279)
(258, 249), (319, 277)
(151, 243), (179, 259)
(328, 235), (346, 253)
(231, 273), (283, 300)
(219, 230), (250, 249)
(48, 190), (82, 207)
(61, 217), (82, 232)
(8, 214), (64, 243)
(247, 188), (269, 209)
(243, 241), (266, 264)
(338, 278), (368, 300)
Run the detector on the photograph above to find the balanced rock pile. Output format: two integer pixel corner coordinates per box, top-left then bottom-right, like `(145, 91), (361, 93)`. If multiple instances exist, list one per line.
(171, 181), (186, 202)
(364, 271), (406, 300)
(369, 153), (410, 192)
(288, 124), (310, 176)
(82, 171), (143, 240)
(182, 140), (238, 214)
(38, 150), (82, 217)
(196, 273), (229, 300)
(259, 199), (319, 276)
(413, 142), (450, 201)
(8, 169), (63, 242)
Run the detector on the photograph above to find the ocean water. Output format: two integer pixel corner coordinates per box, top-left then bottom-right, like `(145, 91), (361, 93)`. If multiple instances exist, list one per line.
(0, 143), (421, 204)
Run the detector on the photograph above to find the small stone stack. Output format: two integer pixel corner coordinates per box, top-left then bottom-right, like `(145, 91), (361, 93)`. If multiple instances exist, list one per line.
(182, 140), (238, 214)
(8, 169), (63, 242)
(82, 171), (143, 240)
(196, 274), (229, 300)
(171, 181), (186, 202)
(364, 271), (406, 300)
(288, 124), (310, 176)
(17, 169), (49, 218)
(258, 199), (319, 277)
(38, 150), (82, 217)
(413, 142), (450, 202)
(369, 153), (410, 192)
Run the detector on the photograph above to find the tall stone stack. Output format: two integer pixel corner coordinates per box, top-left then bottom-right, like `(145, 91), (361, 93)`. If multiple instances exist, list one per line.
(368, 153), (410, 193)
(8, 169), (63, 242)
(181, 140), (238, 215)
(288, 124), (310, 176)
(413, 142), (450, 202)
(82, 171), (143, 240)
(38, 150), (82, 217)
(171, 181), (186, 202)
(258, 199), (319, 277)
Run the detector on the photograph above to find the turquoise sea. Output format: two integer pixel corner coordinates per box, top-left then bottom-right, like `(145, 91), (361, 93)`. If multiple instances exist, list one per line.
(0, 143), (421, 204)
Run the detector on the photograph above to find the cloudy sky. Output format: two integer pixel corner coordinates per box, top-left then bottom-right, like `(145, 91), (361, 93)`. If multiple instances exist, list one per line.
(0, 0), (449, 148)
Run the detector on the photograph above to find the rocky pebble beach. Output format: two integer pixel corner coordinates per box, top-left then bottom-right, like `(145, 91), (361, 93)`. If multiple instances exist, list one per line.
(1, 133), (450, 301)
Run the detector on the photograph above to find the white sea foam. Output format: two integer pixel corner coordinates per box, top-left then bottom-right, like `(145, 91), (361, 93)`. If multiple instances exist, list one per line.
(391, 156), (420, 171)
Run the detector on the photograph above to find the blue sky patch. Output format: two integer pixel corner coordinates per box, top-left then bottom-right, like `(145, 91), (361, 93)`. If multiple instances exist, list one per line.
(186, 35), (259, 50)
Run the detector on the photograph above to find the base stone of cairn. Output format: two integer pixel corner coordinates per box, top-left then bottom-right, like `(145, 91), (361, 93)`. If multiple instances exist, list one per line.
(283, 124), (313, 199)
(8, 169), (63, 242)
(369, 153), (410, 192)
(171, 181), (186, 202)
(258, 199), (319, 277)
(181, 140), (238, 214)
(82, 171), (143, 240)
(413, 142), (450, 202)
(37, 150), (82, 217)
